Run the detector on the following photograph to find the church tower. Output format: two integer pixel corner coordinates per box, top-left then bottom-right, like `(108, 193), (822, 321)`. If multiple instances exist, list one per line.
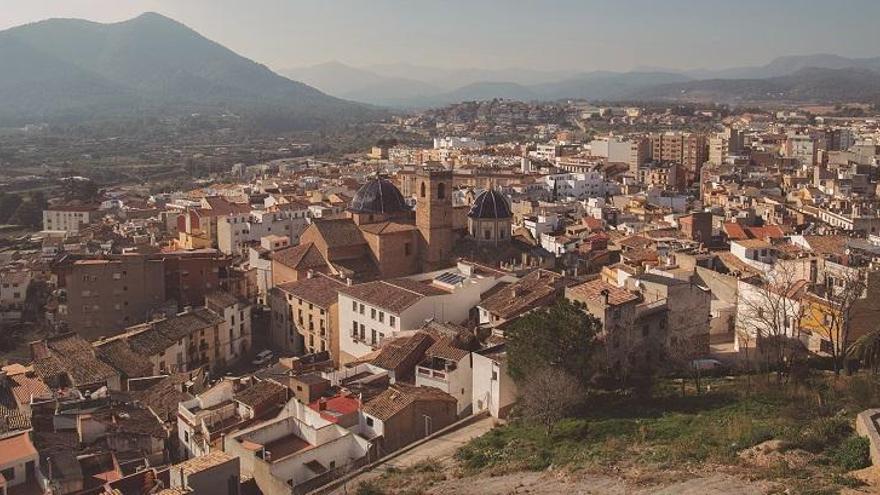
(416, 167), (454, 271)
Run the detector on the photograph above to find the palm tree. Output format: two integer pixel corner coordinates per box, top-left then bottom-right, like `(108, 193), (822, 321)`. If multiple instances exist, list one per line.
(847, 329), (880, 373)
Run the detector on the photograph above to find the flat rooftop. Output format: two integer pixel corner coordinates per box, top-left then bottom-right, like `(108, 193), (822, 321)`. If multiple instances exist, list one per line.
(263, 433), (312, 461)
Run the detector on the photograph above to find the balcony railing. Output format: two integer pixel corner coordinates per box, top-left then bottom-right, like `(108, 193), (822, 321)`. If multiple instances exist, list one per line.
(417, 367), (447, 381)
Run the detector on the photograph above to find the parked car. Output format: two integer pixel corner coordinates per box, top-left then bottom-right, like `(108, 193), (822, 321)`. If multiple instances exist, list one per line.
(690, 358), (726, 372)
(252, 350), (274, 366)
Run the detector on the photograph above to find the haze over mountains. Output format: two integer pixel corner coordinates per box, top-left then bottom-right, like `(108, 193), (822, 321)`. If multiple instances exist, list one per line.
(0, 12), (377, 128)
(284, 55), (880, 108)
(1, 11), (879, 130)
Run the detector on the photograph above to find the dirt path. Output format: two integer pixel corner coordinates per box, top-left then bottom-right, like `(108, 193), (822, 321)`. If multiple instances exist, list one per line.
(328, 415), (496, 494)
(418, 470), (776, 495)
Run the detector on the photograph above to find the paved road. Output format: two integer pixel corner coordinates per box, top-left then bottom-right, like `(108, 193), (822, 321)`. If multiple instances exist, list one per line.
(329, 415), (495, 494)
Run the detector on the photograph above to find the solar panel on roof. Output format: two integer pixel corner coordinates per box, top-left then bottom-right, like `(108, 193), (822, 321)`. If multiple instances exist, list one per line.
(434, 272), (465, 285)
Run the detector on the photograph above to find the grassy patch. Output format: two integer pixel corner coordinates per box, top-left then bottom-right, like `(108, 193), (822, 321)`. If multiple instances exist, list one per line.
(456, 374), (880, 491)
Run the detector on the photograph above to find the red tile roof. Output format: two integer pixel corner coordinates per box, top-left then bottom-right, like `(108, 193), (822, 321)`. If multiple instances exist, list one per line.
(0, 433), (37, 466)
(723, 222), (749, 241)
(566, 279), (639, 306)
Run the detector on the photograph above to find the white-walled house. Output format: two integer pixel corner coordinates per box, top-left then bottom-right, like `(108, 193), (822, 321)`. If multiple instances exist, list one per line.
(0, 432), (43, 492)
(734, 278), (806, 351)
(337, 266), (502, 364)
(217, 207), (308, 255)
(224, 402), (370, 495)
(730, 239), (777, 270)
(415, 334), (473, 415)
(472, 345), (518, 419)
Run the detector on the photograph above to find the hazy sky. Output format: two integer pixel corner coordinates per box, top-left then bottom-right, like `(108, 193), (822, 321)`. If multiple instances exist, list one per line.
(1, 0), (878, 72)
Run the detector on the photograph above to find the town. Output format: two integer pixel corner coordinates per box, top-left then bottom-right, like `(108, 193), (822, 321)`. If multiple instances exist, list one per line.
(2, 3), (880, 494)
(2, 97), (880, 494)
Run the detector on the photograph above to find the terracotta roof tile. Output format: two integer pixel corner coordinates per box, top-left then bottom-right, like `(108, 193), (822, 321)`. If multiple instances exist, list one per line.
(362, 383), (456, 421)
(271, 242), (327, 271)
(566, 279), (639, 306)
(276, 275), (346, 308)
(480, 269), (567, 319)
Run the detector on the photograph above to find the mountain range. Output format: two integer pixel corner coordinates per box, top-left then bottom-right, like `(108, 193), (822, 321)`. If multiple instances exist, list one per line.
(283, 55), (880, 108)
(0, 13), (378, 128)
(1, 11), (878, 129)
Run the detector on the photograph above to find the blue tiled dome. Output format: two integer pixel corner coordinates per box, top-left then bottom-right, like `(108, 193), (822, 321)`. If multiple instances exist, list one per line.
(349, 178), (409, 214)
(468, 189), (511, 219)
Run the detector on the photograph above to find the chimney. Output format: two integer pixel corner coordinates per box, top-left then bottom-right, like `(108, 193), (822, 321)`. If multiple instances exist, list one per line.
(307, 269), (314, 279)
(318, 398), (327, 411)
(346, 278), (352, 286)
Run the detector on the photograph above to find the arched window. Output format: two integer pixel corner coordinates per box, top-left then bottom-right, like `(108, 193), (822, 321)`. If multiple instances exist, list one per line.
(420, 182), (426, 198)
(437, 183), (446, 199)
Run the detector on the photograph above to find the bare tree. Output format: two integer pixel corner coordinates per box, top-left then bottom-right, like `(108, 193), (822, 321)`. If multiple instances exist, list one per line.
(735, 263), (807, 382)
(518, 367), (583, 435)
(666, 334), (710, 396)
(803, 266), (867, 375)
(735, 323), (756, 395)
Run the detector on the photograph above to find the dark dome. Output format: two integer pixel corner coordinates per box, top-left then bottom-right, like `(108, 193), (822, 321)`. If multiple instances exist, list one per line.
(349, 178), (409, 214)
(468, 189), (511, 219)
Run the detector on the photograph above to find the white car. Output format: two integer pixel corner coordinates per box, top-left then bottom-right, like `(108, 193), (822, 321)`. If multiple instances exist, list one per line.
(252, 350), (274, 366)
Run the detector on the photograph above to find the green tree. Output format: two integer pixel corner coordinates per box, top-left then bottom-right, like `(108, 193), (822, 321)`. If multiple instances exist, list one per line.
(8, 191), (47, 228)
(0, 193), (23, 224)
(506, 298), (601, 386)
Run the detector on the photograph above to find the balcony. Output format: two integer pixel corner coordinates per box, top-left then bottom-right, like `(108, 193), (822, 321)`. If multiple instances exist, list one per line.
(417, 367), (447, 381)
(416, 357), (456, 382)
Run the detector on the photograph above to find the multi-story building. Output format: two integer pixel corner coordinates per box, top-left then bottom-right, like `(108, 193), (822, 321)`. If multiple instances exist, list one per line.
(649, 132), (708, 185)
(216, 206), (309, 255)
(59, 256), (167, 340)
(544, 172), (613, 199)
(589, 135), (649, 173)
(338, 267), (501, 363)
(0, 270), (30, 322)
(94, 290), (252, 375)
(42, 205), (99, 232)
(637, 162), (684, 192)
(783, 132), (817, 169)
(708, 128), (743, 166)
(270, 273), (346, 361)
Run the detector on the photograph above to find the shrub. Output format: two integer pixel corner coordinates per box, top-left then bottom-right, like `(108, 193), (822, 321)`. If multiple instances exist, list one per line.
(794, 416), (851, 453)
(356, 481), (384, 495)
(829, 436), (871, 471)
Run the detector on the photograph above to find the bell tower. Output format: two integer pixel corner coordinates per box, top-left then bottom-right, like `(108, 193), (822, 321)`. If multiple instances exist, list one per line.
(416, 167), (453, 271)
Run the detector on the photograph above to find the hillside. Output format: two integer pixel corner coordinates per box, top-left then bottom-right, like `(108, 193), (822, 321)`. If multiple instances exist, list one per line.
(282, 56), (880, 108)
(631, 67), (880, 104)
(0, 13), (379, 128)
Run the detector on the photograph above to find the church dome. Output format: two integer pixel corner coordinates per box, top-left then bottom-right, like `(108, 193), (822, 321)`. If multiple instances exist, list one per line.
(348, 177), (409, 214)
(468, 189), (511, 219)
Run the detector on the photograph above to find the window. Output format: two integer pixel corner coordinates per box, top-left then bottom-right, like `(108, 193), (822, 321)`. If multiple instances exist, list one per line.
(366, 416), (374, 427)
(371, 329), (377, 344)
(371, 308), (376, 319)
(359, 304), (365, 315)
(360, 324), (365, 340)
(352, 321), (358, 337)
(378, 311), (384, 323)
(352, 301), (357, 311)
(484, 229), (491, 240)
(404, 242), (412, 256)
(389, 315), (396, 327)
(1, 468), (13, 482)
(420, 182), (426, 198)
(437, 182), (446, 199)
